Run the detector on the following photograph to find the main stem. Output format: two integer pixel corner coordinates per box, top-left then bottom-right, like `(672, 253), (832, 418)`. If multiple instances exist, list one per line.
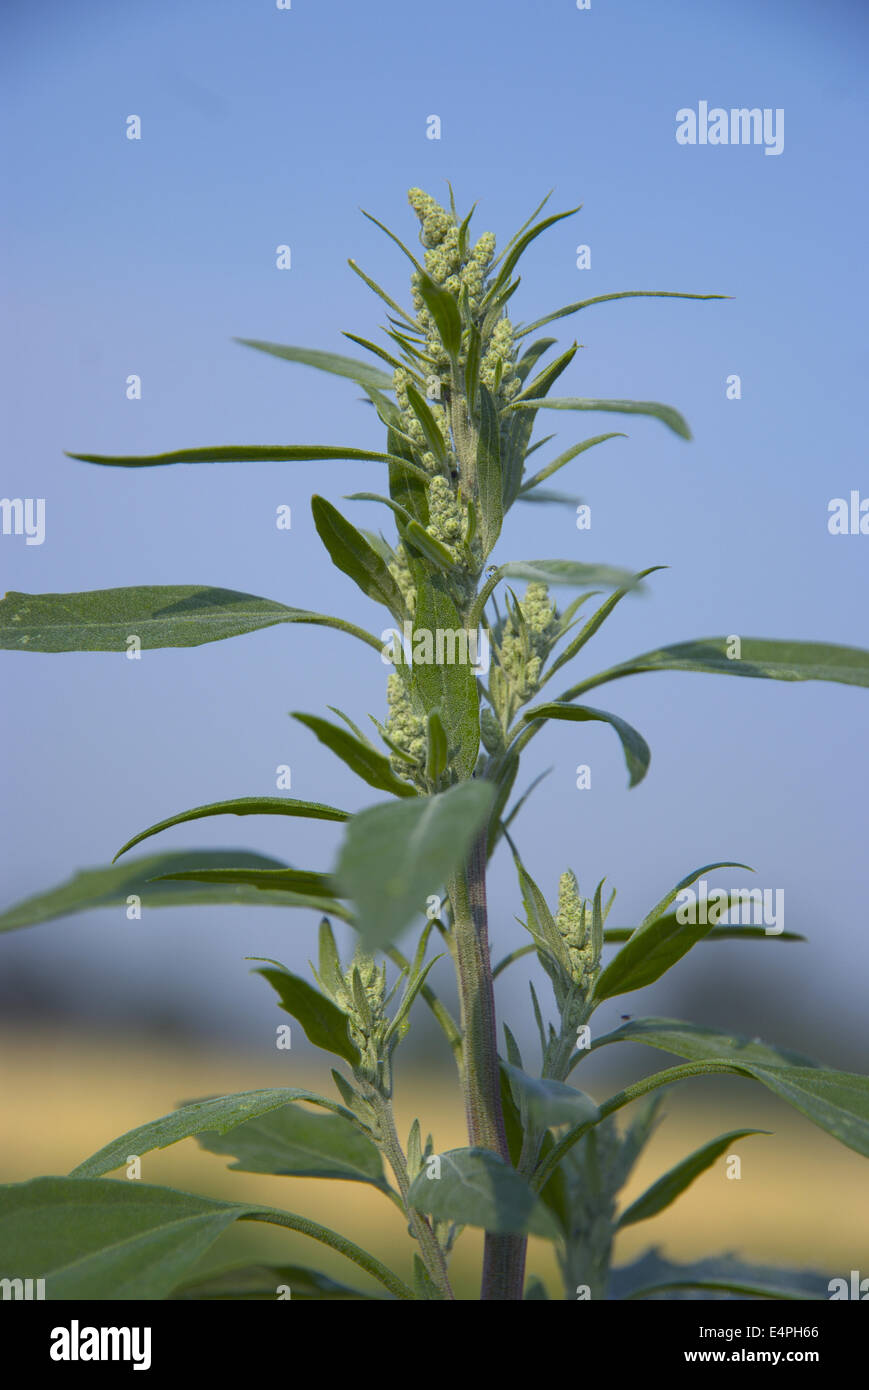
(449, 827), (526, 1300)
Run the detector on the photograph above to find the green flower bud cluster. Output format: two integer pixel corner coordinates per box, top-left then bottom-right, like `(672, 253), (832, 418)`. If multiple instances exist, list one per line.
(488, 582), (559, 728)
(332, 948), (390, 1080)
(405, 189), (515, 405)
(385, 672), (427, 772)
(479, 316), (522, 404)
(555, 870), (600, 997)
(534, 868), (605, 1050)
(387, 540), (416, 616)
(426, 475), (464, 558)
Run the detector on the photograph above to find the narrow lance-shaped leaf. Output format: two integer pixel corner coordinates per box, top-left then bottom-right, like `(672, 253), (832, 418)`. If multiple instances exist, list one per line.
(477, 383), (504, 556)
(594, 891), (776, 1002)
(511, 396), (692, 441)
(66, 443), (428, 475)
(519, 432), (626, 495)
(0, 586), (383, 654)
(113, 796), (350, 862)
(70, 1089), (355, 1179)
(595, 1018), (869, 1160)
(485, 206), (581, 299)
(152, 865), (342, 901)
(500, 560), (641, 591)
(404, 382), (449, 464)
(232, 339), (395, 391)
(563, 636), (869, 697)
(292, 710), (417, 798)
(617, 1129), (767, 1228)
(416, 272), (462, 358)
(517, 289), (729, 339)
(0, 849), (360, 935)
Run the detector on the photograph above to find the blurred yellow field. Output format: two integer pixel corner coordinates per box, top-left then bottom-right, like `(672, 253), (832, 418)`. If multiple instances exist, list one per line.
(2, 1029), (865, 1299)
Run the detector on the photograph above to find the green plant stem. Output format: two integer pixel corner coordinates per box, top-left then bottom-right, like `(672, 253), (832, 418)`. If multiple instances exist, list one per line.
(449, 827), (526, 1299)
(368, 1091), (455, 1300)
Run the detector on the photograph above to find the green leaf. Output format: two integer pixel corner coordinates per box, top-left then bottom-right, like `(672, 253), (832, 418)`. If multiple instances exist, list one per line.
(408, 1148), (559, 1238)
(610, 1249), (826, 1302)
(598, 1019), (869, 1158)
(513, 341), (578, 406)
(232, 339), (394, 391)
(416, 273), (462, 358)
(635, 862), (753, 934)
(171, 1261), (381, 1300)
(0, 586), (383, 654)
(312, 495), (407, 616)
(511, 397), (691, 440)
(514, 489), (584, 507)
(195, 1103), (389, 1189)
(521, 702), (651, 788)
(347, 258), (418, 329)
(499, 560), (640, 590)
(0, 1177), (268, 1301)
(70, 1089), (353, 1178)
(569, 636), (869, 696)
(515, 337), (558, 384)
(65, 443), (428, 475)
(335, 780), (495, 949)
(155, 866), (337, 898)
(501, 1064), (599, 1129)
(464, 324), (482, 404)
(517, 290), (728, 339)
(512, 851), (563, 960)
(0, 1177), (413, 1301)
(404, 382), (448, 464)
(252, 959), (359, 1065)
(292, 711), (417, 798)
(0, 848), (357, 935)
(113, 797), (349, 862)
(411, 575), (481, 777)
(486, 206), (581, 298)
(519, 432), (626, 494)
(477, 384), (504, 554)
(618, 1130), (766, 1228)
(595, 894), (767, 1002)
(404, 519), (458, 573)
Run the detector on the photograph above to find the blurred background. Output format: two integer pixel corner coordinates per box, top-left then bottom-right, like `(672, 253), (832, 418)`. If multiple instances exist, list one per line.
(1, 0), (867, 1292)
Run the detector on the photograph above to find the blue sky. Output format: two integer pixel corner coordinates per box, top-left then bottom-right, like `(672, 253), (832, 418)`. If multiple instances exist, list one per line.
(1, 0), (867, 1064)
